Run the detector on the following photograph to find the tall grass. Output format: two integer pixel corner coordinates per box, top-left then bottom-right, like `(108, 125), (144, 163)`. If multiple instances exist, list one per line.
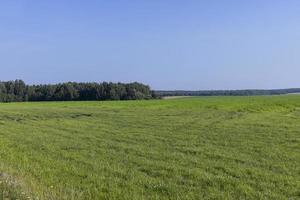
(0, 96), (299, 199)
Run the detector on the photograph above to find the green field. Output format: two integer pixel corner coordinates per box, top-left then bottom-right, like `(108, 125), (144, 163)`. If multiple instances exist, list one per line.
(0, 96), (299, 199)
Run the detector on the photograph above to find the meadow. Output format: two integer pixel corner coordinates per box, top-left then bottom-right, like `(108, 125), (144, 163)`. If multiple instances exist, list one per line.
(0, 96), (299, 199)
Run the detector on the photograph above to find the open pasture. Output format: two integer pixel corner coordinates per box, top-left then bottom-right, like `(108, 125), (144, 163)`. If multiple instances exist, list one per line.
(0, 96), (299, 199)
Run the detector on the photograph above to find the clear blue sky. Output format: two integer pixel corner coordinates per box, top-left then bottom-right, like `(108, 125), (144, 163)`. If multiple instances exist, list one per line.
(1, 0), (300, 90)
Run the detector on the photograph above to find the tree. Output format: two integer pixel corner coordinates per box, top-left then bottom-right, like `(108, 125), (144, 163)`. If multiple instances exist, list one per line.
(0, 80), (156, 102)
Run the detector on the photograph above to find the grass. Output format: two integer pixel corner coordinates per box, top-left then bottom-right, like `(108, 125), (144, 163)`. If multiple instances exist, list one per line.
(0, 96), (299, 199)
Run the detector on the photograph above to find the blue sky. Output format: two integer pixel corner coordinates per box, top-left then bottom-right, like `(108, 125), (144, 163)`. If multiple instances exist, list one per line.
(1, 0), (300, 90)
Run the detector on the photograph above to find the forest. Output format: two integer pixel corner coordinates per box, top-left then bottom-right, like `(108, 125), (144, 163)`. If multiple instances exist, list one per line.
(1, 80), (299, 102)
(156, 88), (300, 97)
(0, 80), (155, 102)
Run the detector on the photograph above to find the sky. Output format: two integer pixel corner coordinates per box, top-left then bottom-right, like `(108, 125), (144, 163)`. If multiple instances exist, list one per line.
(1, 0), (300, 90)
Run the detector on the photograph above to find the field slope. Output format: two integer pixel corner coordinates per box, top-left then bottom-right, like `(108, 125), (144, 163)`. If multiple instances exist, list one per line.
(0, 96), (299, 199)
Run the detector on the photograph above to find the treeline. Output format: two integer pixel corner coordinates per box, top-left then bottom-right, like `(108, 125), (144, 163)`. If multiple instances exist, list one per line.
(0, 80), (156, 102)
(156, 89), (300, 97)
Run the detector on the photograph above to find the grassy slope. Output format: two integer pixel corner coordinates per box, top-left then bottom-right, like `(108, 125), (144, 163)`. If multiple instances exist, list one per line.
(0, 96), (299, 199)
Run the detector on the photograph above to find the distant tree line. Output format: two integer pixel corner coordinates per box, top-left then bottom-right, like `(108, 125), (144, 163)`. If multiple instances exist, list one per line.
(0, 80), (156, 102)
(155, 89), (300, 97)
